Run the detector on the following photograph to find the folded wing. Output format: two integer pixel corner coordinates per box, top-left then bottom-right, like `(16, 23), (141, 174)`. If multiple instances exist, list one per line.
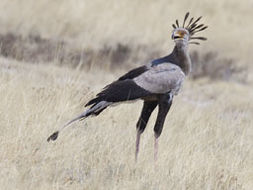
(133, 63), (185, 94)
(86, 63), (185, 108)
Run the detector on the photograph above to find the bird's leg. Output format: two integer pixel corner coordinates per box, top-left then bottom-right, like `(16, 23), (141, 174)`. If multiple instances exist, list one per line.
(153, 94), (173, 161)
(154, 136), (159, 161)
(135, 100), (158, 162)
(135, 129), (142, 162)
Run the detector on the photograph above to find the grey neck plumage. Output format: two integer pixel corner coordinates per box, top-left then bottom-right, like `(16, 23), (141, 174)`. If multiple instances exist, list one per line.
(151, 42), (192, 75)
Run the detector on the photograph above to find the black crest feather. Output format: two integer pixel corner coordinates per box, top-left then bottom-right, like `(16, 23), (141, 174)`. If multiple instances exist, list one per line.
(182, 12), (189, 27)
(175, 20), (179, 27)
(172, 12), (208, 44)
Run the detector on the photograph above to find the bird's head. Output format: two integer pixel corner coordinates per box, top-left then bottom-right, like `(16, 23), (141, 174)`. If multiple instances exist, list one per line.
(172, 28), (190, 43)
(171, 12), (208, 45)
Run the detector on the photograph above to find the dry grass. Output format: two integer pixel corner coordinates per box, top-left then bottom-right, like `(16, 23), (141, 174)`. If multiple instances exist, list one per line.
(0, 0), (253, 189)
(1, 58), (252, 190)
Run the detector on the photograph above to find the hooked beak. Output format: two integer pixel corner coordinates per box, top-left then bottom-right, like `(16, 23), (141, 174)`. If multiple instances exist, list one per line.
(172, 32), (184, 40)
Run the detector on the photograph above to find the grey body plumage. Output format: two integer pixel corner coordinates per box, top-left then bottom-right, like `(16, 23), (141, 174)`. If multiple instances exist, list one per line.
(47, 12), (207, 161)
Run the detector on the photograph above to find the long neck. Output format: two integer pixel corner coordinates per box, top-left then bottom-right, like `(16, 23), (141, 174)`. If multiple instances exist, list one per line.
(171, 42), (191, 75)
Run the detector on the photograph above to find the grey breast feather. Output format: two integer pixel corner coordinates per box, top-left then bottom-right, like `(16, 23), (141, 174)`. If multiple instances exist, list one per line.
(133, 63), (185, 94)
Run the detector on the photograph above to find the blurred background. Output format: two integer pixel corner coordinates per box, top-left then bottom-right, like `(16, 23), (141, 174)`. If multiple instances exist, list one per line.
(0, 0), (252, 82)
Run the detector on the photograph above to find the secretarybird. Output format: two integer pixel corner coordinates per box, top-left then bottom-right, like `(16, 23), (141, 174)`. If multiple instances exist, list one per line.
(47, 12), (208, 161)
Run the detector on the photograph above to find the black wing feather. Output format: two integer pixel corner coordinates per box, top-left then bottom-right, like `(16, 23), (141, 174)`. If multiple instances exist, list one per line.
(118, 66), (148, 81)
(85, 80), (150, 107)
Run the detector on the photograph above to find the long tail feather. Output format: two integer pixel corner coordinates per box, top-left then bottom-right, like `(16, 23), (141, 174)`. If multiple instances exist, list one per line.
(47, 110), (89, 142)
(47, 101), (112, 142)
